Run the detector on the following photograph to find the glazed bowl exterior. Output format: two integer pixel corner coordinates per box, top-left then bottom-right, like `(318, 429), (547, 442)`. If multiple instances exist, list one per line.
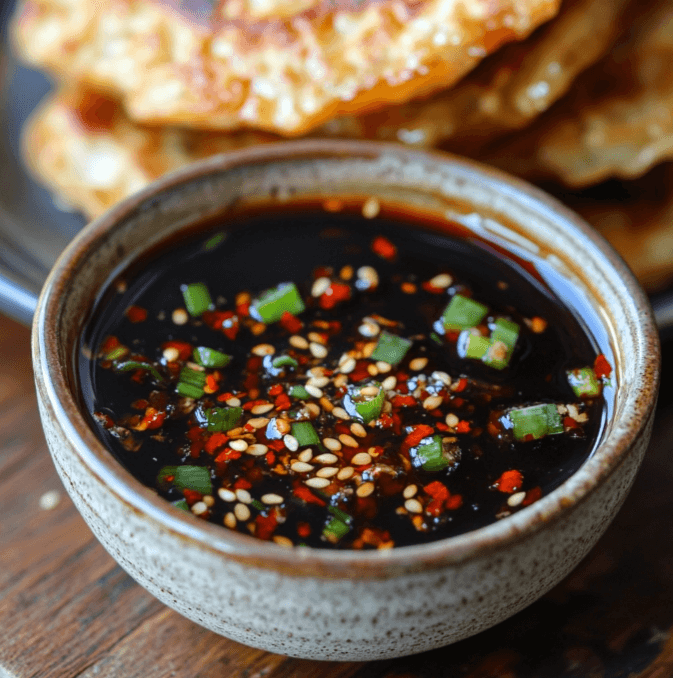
(32, 140), (660, 661)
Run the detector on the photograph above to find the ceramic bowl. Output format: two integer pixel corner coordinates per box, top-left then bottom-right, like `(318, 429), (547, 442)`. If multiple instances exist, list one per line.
(32, 140), (660, 661)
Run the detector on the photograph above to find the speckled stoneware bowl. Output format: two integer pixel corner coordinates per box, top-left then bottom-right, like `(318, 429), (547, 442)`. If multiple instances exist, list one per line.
(32, 140), (660, 661)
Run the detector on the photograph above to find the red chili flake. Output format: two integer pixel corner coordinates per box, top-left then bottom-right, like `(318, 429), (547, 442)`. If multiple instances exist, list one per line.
(356, 496), (377, 519)
(267, 440), (285, 452)
(265, 451), (276, 466)
(456, 420), (471, 434)
(162, 340), (192, 361)
(275, 394), (292, 411)
(141, 407), (165, 430)
(279, 311), (303, 334)
(215, 448), (241, 473)
(319, 282), (351, 310)
(372, 235), (397, 260)
(564, 416), (580, 429)
(204, 310), (240, 340)
(445, 330), (460, 342)
(234, 478), (252, 490)
(392, 413), (403, 435)
(293, 485), (326, 506)
(403, 425), (435, 450)
(522, 486), (542, 506)
(187, 426), (206, 441)
(453, 378), (468, 393)
(421, 281), (444, 294)
(494, 469), (523, 494)
(594, 354), (612, 379)
(350, 361), (372, 383)
(396, 371), (409, 382)
(101, 336), (120, 354)
(377, 413), (394, 429)
(217, 392), (235, 403)
(436, 422), (449, 431)
(204, 374), (219, 394)
(424, 481), (451, 501)
(183, 489), (202, 506)
(125, 305), (147, 323)
(205, 432), (229, 455)
(236, 302), (250, 317)
(189, 441), (203, 458)
(297, 522), (311, 538)
(392, 395), (417, 408)
(243, 399), (266, 411)
(93, 411), (115, 429)
(268, 384), (284, 397)
(446, 494), (463, 510)
(452, 397), (465, 408)
(255, 511), (278, 541)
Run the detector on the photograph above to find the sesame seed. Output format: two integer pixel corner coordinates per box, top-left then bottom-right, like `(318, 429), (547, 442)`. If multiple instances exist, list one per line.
(410, 357), (429, 371)
(305, 385), (323, 398)
(339, 434), (359, 448)
(508, 491), (526, 507)
(191, 501), (208, 515)
(227, 427), (245, 437)
(284, 434), (299, 451)
(305, 402), (321, 417)
(405, 498), (423, 514)
(334, 374), (348, 388)
(309, 366), (328, 377)
(432, 371), (451, 386)
(307, 376), (330, 388)
(247, 417), (270, 429)
(362, 342), (377, 358)
(332, 407), (350, 420)
(226, 397), (241, 407)
(247, 443), (269, 456)
(429, 273), (452, 289)
(337, 467), (355, 480)
(356, 482), (375, 497)
(38, 490), (61, 510)
(362, 197), (380, 219)
(202, 495), (215, 507)
(317, 467), (339, 478)
(289, 335), (309, 349)
(308, 332), (326, 345)
(229, 439), (248, 452)
(291, 461), (314, 473)
(275, 418), (291, 434)
(323, 438), (342, 451)
(359, 321), (380, 337)
(163, 347), (180, 362)
(251, 403), (274, 415)
(403, 485), (417, 499)
(445, 413), (459, 427)
(401, 282), (416, 294)
(319, 397), (334, 412)
(172, 308), (188, 325)
(357, 266), (379, 289)
(339, 357), (356, 374)
(351, 452), (372, 466)
(350, 422), (367, 438)
(306, 477), (331, 489)
(261, 493), (284, 505)
(367, 364), (379, 376)
(423, 395), (443, 410)
(252, 343), (275, 356)
(224, 512), (237, 528)
(235, 488), (252, 503)
(314, 453), (339, 464)
(309, 342), (328, 359)
(218, 488), (236, 502)
(298, 448), (314, 462)
(360, 385), (380, 397)
(381, 376), (397, 390)
(251, 322), (266, 336)
(312, 276), (331, 297)
(234, 503), (251, 521)
(273, 535), (294, 547)
(340, 265), (354, 280)
(376, 361), (392, 373)
(235, 291), (251, 306)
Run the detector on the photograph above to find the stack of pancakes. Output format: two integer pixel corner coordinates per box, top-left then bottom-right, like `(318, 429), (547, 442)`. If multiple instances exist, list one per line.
(12, 0), (673, 290)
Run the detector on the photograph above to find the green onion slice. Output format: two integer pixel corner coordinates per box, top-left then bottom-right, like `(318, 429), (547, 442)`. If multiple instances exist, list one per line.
(289, 385), (311, 399)
(567, 367), (601, 398)
(369, 331), (412, 365)
(442, 294), (488, 331)
(251, 282), (306, 324)
(181, 282), (213, 317)
(105, 345), (128, 361)
(328, 505), (353, 524)
(508, 404), (564, 441)
(349, 382), (385, 424)
(172, 499), (190, 512)
(462, 332), (490, 360)
(203, 232), (226, 251)
(251, 499), (265, 511)
(206, 406), (243, 432)
(415, 434), (449, 471)
(272, 355), (299, 369)
(193, 346), (231, 368)
(176, 365), (206, 399)
(323, 516), (351, 542)
(484, 318), (519, 370)
(291, 421), (320, 447)
(158, 465), (213, 495)
(115, 360), (165, 383)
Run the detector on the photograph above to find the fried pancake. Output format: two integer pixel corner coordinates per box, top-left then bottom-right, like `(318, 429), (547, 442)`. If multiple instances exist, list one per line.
(22, 87), (272, 219)
(482, 0), (673, 187)
(320, 0), (631, 152)
(12, 0), (560, 136)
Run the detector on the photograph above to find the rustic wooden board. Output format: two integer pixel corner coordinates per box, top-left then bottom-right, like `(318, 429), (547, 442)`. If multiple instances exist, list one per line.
(2, 310), (673, 678)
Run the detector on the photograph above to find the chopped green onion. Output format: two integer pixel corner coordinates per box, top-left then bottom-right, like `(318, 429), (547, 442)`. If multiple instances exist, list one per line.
(172, 499), (190, 512)
(567, 367), (601, 398)
(484, 318), (519, 370)
(463, 332), (490, 359)
(176, 382), (204, 399)
(508, 404), (564, 441)
(115, 360), (165, 382)
(291, 421), (320, 447)
(442, 294), (488, 331)
(348, 382), (385, 423)
(430, 332), (444, 345)
(415, 434), (449, 471)
(251, 499), (265, 511)
(323, 516), (351, 542)
(105, 345), (128, 361)
(181, 282), (213, 317)
(328, 505), (352, 524)
(202, 232), (226, 251)
(369, 331), (412, 365)
(251, 282), (305, 324)
(272, 355), (299, 369)
(158, 465), (213, 495)
(193, 346), (231, 368)
(289, 385), (311, 399)
(176, 365), (206, 399)
(206, 406), (243, 432)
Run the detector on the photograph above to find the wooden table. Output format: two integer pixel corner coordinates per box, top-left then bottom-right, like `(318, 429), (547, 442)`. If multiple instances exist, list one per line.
(2, 310), (673, 678)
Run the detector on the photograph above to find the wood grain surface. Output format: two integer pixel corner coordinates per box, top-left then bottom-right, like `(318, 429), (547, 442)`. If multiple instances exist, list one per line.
(2, 310), (673, 678)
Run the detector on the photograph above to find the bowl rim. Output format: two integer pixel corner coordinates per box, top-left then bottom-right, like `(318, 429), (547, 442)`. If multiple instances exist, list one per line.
(32, 138), (661, 574)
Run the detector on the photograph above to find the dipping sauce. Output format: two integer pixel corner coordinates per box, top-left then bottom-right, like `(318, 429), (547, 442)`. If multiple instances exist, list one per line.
(79, 206), (612, 549)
